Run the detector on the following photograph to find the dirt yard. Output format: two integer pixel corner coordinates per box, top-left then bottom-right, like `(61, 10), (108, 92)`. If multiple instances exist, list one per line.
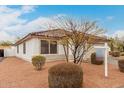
(0, 57), (124, 88)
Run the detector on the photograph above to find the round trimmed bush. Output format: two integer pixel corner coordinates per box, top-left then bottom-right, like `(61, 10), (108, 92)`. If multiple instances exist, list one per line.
(112, 51), (120, 57)
(118, 60), (124, 72)
(48, 63), (83, 88)
(32, 55), (46, 70)
(91, 53), (103, 65)
(109, 51), (113, 55)
(91, 52), (96, 64)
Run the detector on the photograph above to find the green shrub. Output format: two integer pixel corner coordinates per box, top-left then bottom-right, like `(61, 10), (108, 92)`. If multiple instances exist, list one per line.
(91, 53), (103, 65)
(32, 55), (46, 70)
(112, 51), (120, 57)
(118, 59), (124, 72)
(48, 63), (83, 88)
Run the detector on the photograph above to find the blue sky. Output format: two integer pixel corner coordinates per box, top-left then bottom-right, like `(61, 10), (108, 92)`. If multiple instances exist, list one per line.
(0, 5), (124, 42)
(10, 5), (124, 34)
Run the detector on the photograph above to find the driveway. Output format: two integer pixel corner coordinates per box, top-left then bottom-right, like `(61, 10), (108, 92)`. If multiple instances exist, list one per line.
(1, 57), (124, 88)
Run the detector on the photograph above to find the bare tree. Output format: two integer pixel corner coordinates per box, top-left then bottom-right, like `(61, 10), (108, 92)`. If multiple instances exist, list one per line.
(48, 17), (105, 64)
(60, 36), (69, 62)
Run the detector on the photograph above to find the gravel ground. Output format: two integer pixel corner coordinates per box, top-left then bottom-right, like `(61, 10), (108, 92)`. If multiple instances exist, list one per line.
(0, 57), (3, 62)
(0, 57), (124, 88)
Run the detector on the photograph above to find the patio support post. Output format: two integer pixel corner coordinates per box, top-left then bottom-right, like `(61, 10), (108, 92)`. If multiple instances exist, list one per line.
(104, 42), (108, 77)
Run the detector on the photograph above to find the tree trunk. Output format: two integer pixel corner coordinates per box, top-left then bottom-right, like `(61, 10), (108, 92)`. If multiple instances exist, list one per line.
(63, 45), (69, 63)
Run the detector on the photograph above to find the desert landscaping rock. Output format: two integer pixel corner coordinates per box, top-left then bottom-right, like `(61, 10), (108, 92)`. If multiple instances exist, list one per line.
(0, 57), (124, 88)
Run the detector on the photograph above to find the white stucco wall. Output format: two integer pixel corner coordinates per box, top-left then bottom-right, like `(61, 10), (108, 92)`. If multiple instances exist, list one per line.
(15, 37), (108, 62)
(15, 38), (40, 62)
(4, 46), (16, 57)
(15, 38), (67, 62)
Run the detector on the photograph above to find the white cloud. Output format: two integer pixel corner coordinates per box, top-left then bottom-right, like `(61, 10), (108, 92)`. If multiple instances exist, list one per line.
(3, 14), (65, 37)
(0, 6), (65, 43)
(111, 30), (124, 40)
(106, 16), (114, 20)
(0, 31), (16, 42)
(0, 11), (26, 28)
(95, 18), (101, 21)
(0, 6), (15, 13)
(52, 14), (66, 19)
(21, 5), (37, 13)
(0, 6), (38, 43)
(4, 16), (55, 37)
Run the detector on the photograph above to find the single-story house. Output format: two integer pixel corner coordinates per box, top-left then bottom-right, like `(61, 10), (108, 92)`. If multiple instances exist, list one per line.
(13, 29), (109, 62)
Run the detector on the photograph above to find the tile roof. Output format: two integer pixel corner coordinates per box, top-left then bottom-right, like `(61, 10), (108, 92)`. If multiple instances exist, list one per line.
(15, 29), (109, 45)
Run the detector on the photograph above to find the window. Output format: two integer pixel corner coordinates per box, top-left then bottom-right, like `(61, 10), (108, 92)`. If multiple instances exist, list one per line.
(41, 40), (57, 54)
(23, 43), (26, 54)
(17, 45), (19, 54)
(41, 40), (49, 54)
(50, 41), (57, 54)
